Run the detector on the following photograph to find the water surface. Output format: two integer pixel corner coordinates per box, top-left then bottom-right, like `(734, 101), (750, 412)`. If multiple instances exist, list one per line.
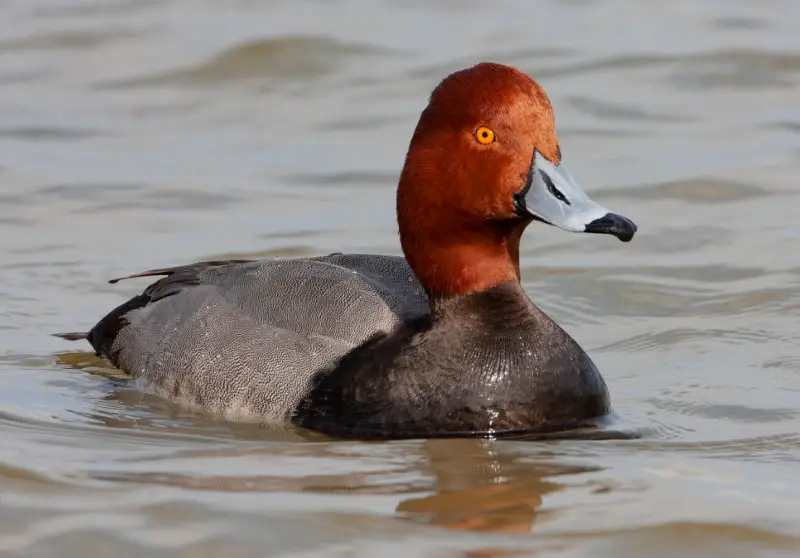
(1, 0), (799, 556)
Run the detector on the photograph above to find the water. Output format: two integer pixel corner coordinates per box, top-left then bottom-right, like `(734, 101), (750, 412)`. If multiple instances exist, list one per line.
(1, 0), (799, 555)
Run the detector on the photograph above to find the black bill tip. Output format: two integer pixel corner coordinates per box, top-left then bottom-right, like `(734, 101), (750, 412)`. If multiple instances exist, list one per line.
(585, 213), (637, 242)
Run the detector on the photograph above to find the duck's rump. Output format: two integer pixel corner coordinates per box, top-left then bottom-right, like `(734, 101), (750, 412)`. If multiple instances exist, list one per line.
(68, 253), (430, 420)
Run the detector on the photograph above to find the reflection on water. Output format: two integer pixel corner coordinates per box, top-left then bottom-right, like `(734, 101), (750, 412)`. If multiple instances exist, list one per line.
(396, 440), (581, 534)
(2, 0), (800, 556)
(83, 437), (588, 535)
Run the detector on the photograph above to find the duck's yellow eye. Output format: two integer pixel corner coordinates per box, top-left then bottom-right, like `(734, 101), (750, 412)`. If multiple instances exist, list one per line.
(475, 126), (495, 145)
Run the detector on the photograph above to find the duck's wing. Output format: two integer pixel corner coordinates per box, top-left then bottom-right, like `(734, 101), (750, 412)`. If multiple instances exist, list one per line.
(57, 254), (429, 420)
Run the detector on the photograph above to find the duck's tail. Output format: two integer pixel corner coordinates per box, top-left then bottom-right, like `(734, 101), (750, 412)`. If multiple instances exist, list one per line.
(53, 331), (89, 341)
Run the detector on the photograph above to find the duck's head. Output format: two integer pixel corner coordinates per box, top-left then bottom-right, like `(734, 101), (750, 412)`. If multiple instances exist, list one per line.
(397, 62), (637, 298)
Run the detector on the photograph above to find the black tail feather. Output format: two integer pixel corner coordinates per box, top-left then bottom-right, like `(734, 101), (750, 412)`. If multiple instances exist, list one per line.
(53, 331), (89, 341)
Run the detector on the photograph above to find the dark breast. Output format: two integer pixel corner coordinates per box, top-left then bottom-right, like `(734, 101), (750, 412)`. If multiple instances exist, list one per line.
(294, 281), (610, 439)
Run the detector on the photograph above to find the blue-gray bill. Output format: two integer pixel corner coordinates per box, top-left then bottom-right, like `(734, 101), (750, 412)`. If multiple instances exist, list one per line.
(515, 149), (637, 242)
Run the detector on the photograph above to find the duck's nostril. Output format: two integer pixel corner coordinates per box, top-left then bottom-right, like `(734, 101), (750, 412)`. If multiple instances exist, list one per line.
(584, 213), (637, 242)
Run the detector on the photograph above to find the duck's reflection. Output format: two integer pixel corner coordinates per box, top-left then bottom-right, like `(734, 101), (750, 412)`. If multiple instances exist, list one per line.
(56, 350), (599, 534)
(396, 439), (595, 533)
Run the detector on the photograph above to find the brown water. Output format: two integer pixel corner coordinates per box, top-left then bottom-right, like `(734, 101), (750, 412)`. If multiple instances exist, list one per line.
(1, 1), (799, 556)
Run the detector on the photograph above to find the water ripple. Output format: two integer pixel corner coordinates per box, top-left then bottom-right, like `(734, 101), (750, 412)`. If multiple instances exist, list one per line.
(595, 327), (787, 354)
(98, 36), (397, 90)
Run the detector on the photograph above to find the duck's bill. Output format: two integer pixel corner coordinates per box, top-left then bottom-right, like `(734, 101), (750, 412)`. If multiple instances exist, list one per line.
(514, 149), (637, 242)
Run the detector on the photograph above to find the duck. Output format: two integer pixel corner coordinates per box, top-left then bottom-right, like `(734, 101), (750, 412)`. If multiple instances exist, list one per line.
(56, 62), (637, 440)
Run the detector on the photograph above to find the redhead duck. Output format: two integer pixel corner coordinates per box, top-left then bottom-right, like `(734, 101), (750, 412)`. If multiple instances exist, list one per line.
(57, 62), (636, 439)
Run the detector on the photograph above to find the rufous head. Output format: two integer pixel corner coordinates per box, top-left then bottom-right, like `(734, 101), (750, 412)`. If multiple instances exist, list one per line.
(397, 62), (637, 300)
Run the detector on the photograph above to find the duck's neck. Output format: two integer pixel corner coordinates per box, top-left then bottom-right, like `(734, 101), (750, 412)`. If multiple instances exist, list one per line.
(399, 220), (528, 304)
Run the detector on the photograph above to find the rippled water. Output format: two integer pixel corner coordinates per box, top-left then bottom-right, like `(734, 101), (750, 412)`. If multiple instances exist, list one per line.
(1, 0), (799, 556)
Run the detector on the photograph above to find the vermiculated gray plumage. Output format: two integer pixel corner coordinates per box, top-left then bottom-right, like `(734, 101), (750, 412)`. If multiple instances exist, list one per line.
(73, 254), (429, 421)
